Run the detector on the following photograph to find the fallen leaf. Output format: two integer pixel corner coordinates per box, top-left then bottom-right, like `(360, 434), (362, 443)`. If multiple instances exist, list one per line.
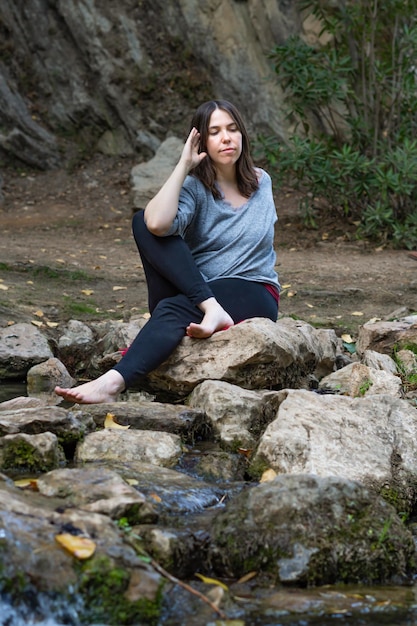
(195, 573), (229, 591)
(0, 284), (8, 291)
(341, 334), (354, 343)
(112, 286), (127, 291)
(149, 493), (162, 503)
(81, 289), (94, 296)
(14, 478), (38, 490)
(237, 447), (252, 458)
(33, 309), (44, 318)
(126, 478), (139, 486)
(351, 311), (364, 316)
(281, 283), (291, 289)
(287, 290), (297, 297)
(237, 571), (258, 584)
(306, 303), (314, 308)
(142, 312), (151, 319)
(55, 533), (96, 559)
(104, 412), (130, 430)
(31, 320), (44, 327)
(46, 321), (59, 328)
(260, 468), (277, 483)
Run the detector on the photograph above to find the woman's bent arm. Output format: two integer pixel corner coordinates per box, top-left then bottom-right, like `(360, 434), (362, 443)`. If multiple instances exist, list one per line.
(144, 128), (206, 236)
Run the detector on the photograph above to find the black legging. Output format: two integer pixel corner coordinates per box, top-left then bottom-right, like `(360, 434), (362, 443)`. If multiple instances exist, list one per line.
(113, 210), (279, 389)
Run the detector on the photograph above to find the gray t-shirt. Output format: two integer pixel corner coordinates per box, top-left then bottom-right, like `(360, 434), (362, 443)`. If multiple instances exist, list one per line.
(165, 168), (280, 290)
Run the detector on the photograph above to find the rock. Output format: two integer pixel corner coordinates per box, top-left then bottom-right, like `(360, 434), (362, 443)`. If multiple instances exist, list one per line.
(75, 429), (182, 468)
(251, 390), (417, 512)
(145, 317), (338, 400)
(57, 319), (96, 375)
(0, 0), (298, 165)
(0, 432), (65, 474)
(0, 475), (164, 623)
(209, 474), (415, 585)
(0, 67), (61, 169)
(0, 323), (53, 380)
(37, 467), (157, 524)
(188, 379), (285, 448)
(318, 362), (402, 397)
(395, 349), (417, 378)
(131, 137), (183, 209)
(0, 405), (95, 449)
(362, 349), (399, 375)
(27, 357), (76, 396)
(87, 461), (227, 515)
(356, 318), (417, 356)
(73, 399), (211, 445)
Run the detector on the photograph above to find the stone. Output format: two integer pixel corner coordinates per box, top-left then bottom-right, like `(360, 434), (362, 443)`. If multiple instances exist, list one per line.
(0, 323), (53, 380)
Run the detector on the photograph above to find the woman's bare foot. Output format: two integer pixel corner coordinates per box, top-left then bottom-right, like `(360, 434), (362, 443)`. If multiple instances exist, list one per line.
(186, 297), (234, 338)
(54, 370), (125, 404)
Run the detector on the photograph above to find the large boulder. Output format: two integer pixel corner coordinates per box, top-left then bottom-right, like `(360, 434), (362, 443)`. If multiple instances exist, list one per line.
(209, 474), (415, 585)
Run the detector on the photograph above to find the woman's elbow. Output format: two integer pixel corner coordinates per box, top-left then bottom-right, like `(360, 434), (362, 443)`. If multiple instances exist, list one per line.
(143, 213), (169, 236)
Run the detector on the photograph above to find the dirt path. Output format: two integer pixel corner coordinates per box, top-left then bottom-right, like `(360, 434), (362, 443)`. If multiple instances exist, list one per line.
(1, 155), (416, 340)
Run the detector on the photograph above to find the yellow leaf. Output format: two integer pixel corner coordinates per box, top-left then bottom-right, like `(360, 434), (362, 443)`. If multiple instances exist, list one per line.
(81, 289), (94, 296)
(306, 303), (314, 308)
(149, 493), (162, 503)
(287, 290), (297, 297)
(104, 412), (130, 430)
(46, 321), (59, 328)
(14, 478), (38, 490)
(126, 478), (139, 486)
(195, 573), (229, 591)
(31, 320), (44, 327)
(55, 533), (96, 560)
(341, 334), (354, 343)
(0, 284), (8, 291)
(281, 283), (291, 289)
(112, 286), (127, 291)
(33, 309), (44, 318)
(260, 468), (277, 483)
(351, 311), (364, 316)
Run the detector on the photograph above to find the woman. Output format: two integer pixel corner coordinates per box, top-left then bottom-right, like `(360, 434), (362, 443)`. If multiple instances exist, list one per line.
(55, 100), (280, 404)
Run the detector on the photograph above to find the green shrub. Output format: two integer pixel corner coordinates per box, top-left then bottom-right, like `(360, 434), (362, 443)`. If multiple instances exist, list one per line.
(261, 0), (417, 247)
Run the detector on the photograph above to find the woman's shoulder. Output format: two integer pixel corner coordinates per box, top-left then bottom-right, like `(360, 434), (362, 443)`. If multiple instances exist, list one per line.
(254, 167), (271, 183)
(254, 167), (273, 190)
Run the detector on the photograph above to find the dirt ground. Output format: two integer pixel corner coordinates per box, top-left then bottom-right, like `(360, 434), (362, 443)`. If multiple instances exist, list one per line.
(1, 154), (417, 342)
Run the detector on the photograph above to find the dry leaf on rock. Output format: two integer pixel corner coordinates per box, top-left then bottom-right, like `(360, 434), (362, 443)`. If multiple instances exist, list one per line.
(104, 412), (130, 430)
(55, 533), (96, 560)
(260, 468), (277, 483)
(14, 478), (38, 490)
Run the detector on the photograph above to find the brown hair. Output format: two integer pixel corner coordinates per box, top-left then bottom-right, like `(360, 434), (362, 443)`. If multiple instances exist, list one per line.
(189, 100), (258, 199)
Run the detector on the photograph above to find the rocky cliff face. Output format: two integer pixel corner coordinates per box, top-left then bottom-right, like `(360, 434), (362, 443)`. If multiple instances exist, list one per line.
(0, 0), (302, 169)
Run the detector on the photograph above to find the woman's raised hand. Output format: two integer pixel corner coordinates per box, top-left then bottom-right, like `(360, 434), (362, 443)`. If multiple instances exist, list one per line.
(181, 127), (207, 171)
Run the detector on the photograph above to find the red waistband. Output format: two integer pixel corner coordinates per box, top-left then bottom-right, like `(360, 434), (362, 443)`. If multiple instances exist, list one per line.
(265, 283), (280, 303)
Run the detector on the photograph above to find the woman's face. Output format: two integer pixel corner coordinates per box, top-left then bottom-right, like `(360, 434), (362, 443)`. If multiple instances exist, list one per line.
(205, 108), (242, 168)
